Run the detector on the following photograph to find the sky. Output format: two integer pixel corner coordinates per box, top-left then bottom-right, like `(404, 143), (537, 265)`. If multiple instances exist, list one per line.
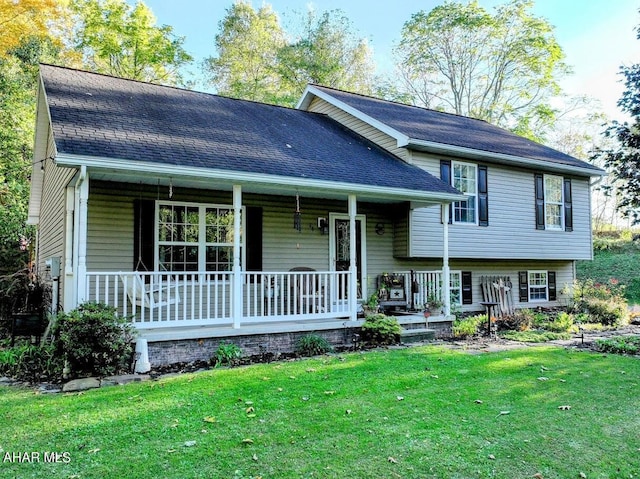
(135, 0), (640, 120)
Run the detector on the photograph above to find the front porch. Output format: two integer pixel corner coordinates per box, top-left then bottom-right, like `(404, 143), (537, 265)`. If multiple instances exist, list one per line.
(84, 269), (449, 336)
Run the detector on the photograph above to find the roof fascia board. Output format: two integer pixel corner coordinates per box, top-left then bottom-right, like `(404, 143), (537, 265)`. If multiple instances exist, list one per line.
(407, 138), (605, 177)
(55, 153), (465, 204)
(297, 85), (411, 148)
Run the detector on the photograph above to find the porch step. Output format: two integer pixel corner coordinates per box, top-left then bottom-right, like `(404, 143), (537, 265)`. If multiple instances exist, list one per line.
(400, 328), (435, 343)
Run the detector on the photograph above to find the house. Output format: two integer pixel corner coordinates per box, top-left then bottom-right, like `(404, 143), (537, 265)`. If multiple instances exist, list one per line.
(28, 65), (604, 365)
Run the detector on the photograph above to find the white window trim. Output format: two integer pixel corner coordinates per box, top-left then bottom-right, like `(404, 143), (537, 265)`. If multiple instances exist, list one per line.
(544, 174), (564, 231)
(451, 160), (478, 225)
(528, 270), (548, 302)
(449, 270), (462, 306)
(154, 200), (246, 273)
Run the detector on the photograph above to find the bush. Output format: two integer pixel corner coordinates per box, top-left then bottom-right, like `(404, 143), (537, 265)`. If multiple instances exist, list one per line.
(596, 336), (640, 355)
(544, 311), (576, 333)
(212, 342), (242, 367)
(360, 314), (401, 345)
(53, 302), (136, 377)
(498, 309), (534, 331)
(452, 314), (485, 339)
(570, 279), (628, 327)
(500, 330), (571, 342)
(296, 334), (332, 356)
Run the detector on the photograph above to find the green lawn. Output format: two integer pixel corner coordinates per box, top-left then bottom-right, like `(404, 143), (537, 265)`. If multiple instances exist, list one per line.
(1, 345), (639, 478)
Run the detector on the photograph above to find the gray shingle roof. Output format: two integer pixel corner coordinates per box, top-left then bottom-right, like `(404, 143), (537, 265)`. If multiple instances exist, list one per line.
(40, 64), (460, 196)
(310, 85), (603, 174)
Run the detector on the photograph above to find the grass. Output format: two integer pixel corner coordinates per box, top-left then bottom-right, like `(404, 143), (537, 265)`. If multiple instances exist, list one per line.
(1, 346), (639, 478)
(499, 330), (571, 342)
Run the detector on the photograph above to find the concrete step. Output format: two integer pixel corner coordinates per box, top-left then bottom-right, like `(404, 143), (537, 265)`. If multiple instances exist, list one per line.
(401, 328), (436, 343)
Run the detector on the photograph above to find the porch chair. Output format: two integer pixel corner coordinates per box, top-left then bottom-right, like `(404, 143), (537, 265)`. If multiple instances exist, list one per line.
(289, 267), (325, 314)
(119, 273), (180, 309)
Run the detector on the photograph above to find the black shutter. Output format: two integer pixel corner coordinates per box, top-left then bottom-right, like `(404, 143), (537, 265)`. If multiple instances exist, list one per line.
(548, 271), (557, 301)
(461, 271), (473, 304)
(518, 271), (529, 302)
(478, 165), (488, 226)
(563, 178), (573, 232)
(440, 160), (453, 224)
(246, 206), (263, 272)
(133, 199), (155, 272)
(534, 174), (545, 230)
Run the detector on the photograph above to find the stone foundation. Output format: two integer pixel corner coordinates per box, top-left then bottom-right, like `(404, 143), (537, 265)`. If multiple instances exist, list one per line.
(147, 327), (360, 366)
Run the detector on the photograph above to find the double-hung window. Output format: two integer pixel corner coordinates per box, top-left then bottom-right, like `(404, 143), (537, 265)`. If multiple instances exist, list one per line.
(450, 271), (462, 306)
(535, 174), (572, 231)
(156, 201), (242, 272)
(518, 270), (557, 303)
(452, 161), (478, 224)
(544, 175), (563, 230)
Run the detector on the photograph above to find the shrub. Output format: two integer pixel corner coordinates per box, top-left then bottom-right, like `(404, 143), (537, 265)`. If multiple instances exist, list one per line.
(545, 311), (576, 333)
(53, 302), (136, 377)
(360, 314), (401, 345)
(580, 297), (627, 327)
(500, 330), (571, 342)
(452, 314), (485, 339)
(570, 279), (628, 327)
(595, 336), (640, 355)
(499, 309), (534, 331)
(296, 334), (332, 356)
(212, 342), (242, 367)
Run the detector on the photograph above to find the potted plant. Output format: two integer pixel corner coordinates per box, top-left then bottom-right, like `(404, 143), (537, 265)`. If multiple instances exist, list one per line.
(362, 292), (379, 316)
(423, 294), (444, 318)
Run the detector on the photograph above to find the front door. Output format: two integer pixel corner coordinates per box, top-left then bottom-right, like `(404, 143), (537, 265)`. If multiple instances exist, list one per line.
(329, 214), (366, 299)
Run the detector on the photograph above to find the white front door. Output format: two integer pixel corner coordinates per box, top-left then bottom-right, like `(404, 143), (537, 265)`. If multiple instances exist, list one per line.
(329, 213), (367, 299)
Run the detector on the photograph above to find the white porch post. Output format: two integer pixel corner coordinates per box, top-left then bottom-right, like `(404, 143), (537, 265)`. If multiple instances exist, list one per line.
(76, 166), (88, 305)
(348, 194), (358, 322)
(63, 186), (75, 311)
(441, 203), (451, 317)
(232, 185), (243, 329)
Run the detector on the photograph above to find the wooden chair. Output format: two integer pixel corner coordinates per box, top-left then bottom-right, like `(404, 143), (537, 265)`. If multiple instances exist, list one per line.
(289, 267), (325, 314)
(120, 273), (180, 309)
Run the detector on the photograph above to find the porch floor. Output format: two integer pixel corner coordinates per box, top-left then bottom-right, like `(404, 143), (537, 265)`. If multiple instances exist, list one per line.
(138, 317), (364, 342)
(137, 313), (451, 343)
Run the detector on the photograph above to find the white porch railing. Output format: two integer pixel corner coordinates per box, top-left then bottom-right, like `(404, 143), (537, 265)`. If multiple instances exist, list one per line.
(85, 270), (353, 329)
(394, 270), (444, 310)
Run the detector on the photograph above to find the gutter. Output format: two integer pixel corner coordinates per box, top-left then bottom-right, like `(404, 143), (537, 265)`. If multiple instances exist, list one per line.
(54, 153), (466, 204)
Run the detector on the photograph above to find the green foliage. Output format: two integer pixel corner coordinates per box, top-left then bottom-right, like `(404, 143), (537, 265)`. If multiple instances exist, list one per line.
(212, 342), (242, 367)
(452, 314), (485, 339)
(204, 4), (375, 107)
(71, 0), (193, 85)
(499, 329), (571, 342)
(596, 336), (640, 355)
(360, 313), (401, 345)
(0, 342), (62, 382)
(394, 0), (569, 141)
(498, 308), (534, 331)
(0, 269), (50, 324)
(53, 302), (136, 377)
(570, 278), (628, 326)
(295, 334), (333, 357)
(594, 23), (640, 223)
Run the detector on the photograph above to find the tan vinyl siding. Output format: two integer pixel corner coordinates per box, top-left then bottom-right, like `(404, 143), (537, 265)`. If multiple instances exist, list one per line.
(37, 154), (76, 304)
(307, 97), (411, 161)
(408, 152), (593, 260)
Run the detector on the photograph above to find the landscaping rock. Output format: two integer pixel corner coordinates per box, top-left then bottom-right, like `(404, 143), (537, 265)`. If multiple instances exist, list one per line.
(101, 374), (150, 387)
(0, 376), (15, 386)
(62, 377), (100, 392)
(37, 383), (62, 394)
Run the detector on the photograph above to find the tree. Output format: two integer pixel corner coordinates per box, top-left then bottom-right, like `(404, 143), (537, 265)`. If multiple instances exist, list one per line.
(203, 1), (287, 104)
(276, 9), (376, 104)
(71, 0), (192, 85)
(595, 21), (640, 224)
(0, 0), (66, 57)
(203, 3), (376, 107)
(0, 37), (62, 272)
(394, 0), (569, 140)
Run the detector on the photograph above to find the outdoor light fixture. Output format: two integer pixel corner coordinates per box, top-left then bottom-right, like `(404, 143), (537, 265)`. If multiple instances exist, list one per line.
(317, 217), (328, 235)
